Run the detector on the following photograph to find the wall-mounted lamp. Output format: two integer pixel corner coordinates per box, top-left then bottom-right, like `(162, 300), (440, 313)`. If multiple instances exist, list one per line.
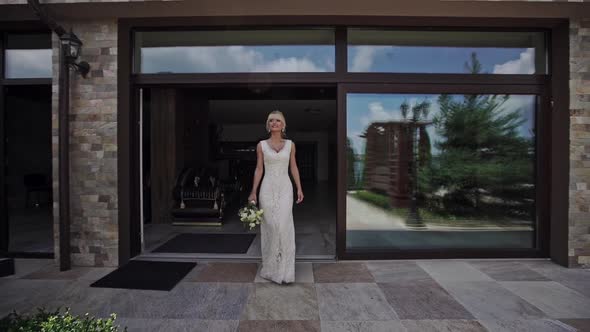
(60, 29), (90, 78)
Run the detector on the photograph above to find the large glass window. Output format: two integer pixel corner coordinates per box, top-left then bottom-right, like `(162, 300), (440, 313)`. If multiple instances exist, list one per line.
(4, 34), (52, 79)
(346, 91), (537, 250)
(348, 30), (547, 74)
(134, 29), (335, 73)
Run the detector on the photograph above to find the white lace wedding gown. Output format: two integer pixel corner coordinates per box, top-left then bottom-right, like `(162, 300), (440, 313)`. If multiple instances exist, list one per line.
(258, 139), (296, 284)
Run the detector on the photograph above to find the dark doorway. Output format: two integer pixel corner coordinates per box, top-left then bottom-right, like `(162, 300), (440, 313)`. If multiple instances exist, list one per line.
(138, 85), (337, 259)
(2, 85), (53, 254)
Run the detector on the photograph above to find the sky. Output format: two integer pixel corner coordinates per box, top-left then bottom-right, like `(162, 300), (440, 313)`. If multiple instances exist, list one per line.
(139, 44), (538, 74)
(3, 43), (537, 77)
(4, 49), (52, 78)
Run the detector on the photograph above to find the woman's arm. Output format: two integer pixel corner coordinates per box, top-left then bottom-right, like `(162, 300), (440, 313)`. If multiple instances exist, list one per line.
(248, 142), (264, 204)
(289, 142), (304, 204)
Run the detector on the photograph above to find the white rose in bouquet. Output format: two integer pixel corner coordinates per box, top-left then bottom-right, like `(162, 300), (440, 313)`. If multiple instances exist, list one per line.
(238, 201), (264, 230)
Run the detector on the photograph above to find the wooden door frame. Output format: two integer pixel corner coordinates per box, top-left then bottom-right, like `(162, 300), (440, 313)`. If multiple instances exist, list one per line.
(0, 23), (53, 258)
(118, 16), (568, 265)
(336, 83), (550, 260)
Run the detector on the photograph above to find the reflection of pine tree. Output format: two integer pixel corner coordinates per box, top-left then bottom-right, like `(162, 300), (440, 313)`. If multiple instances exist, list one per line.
(423, 53), (534, 219)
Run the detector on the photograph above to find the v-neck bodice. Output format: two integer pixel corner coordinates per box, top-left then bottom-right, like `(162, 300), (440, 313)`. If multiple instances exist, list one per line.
(265, 139), (288, 154)
(261, 139), (291, 177)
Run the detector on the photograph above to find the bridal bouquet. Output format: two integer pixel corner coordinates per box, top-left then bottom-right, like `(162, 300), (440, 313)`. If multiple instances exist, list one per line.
(239, 201), (264, 230)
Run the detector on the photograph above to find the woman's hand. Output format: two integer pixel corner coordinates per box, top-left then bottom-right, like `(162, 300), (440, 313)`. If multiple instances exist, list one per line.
(296, 190), (304, 204)
(248, 193), (257, 204)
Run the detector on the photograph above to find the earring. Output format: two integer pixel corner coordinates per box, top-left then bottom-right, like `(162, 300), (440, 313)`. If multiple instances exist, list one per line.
(282, 128), (285, 133)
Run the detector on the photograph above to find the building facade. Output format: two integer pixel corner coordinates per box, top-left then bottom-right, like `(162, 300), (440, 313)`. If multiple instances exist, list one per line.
(0, 0), (588, 268)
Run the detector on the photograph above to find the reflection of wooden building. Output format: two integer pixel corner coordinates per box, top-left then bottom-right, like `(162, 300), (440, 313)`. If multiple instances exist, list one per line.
(362, 121), (430, 208)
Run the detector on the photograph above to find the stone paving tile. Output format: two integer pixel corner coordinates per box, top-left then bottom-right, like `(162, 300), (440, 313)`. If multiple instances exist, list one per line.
(7, 259), (53, 279)
(558, 319), (590, 332)
(469, 261), (550, 281)
(366, 261), (433, 283)
(78, 267), (116, 282)
(321, 320), (406, 331)
(20, 265), (93, 280)
(401, 319), (488, 332)
(525, 261), (590, 298)
(117, 318), (239, 332)
(441, 281), (546, 320)
(254, 262), (314, 283)
(316, 283), (398, 321)
(479, 319), (579, 332)
(188, 263), (258, 283)
(166, 282), (252, 320)
(240, 283), (319, 320)
(418, 261), (495, 283)
(501, 281), (590, 318)
(179, 262), (208, 281)
(313, 262), (374, 283)
(378, 279), (474, 320)
(238, 320), (320, 332)
(0, 279), (71, 317)
(1, 259), (588, 331)
(49, 279), (174, 319)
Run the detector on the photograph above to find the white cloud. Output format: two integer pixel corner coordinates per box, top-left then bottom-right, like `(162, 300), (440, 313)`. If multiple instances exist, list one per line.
(254, 57), (326, 72)
(493, 48), (535, 74)
(349, 46), (389, 72)
(142, 46), (332, 73)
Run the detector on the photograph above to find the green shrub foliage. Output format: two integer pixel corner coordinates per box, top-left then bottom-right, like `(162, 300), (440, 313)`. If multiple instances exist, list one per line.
(0, 308), (126, 332)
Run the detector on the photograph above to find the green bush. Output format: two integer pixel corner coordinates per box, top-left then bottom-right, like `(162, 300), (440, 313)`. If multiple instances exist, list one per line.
(0, 307), (127, 332)
(353, 190), (391, 210)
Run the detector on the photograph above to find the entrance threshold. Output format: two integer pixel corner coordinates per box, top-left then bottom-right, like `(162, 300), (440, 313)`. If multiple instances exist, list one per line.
(135, 252), (336, 263)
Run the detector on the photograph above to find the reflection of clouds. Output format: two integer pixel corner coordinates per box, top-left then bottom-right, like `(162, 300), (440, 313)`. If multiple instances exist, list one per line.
(5, 49), (52, 78)
(349, 46), (390, 72)
(493, 48), (535, 74)
(142, 46), (333, 73)
(494, 95), (536, 138)
(254, 57), (326, 72)
(360, 102), (397, 126)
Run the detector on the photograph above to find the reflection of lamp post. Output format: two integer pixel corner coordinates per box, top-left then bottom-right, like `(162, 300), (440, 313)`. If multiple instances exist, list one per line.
(401, 100), (430, 228)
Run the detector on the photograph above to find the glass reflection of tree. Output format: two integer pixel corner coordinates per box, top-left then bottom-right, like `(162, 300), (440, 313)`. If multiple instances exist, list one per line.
(401, 99), (431, 228)
(421, 53), (534, 223)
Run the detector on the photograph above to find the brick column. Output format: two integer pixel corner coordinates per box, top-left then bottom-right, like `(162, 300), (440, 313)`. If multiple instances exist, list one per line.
(52, 20), (118, 267)
(569, 18), (590, 268)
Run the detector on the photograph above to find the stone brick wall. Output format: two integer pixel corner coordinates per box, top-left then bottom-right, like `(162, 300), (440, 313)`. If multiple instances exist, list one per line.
(569, 18), (590, 268)
(52, 20), (118, 267)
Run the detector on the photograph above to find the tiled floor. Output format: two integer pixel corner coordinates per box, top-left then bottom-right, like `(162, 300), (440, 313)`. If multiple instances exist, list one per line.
(1, 259), (589, 332)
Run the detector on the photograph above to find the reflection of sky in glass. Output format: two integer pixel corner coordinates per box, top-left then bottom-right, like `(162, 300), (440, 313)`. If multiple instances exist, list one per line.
(141, 45), (335, 73)
(348, 46), (536, 74)
(5, 49), (52, 78)
(347, 93), (536, 156)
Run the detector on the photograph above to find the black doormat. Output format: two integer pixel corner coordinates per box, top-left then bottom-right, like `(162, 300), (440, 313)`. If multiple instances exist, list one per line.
(90, 260), (196, 291)
(0, 258), (15, 277)
(152, 233), (256, 254)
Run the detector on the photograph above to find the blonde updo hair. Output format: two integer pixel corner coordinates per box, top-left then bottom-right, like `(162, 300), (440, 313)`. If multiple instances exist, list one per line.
(266, 110), (287, 138)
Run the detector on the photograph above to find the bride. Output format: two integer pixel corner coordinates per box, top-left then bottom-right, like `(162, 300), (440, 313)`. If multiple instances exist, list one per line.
(248, 110), (304, 284)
